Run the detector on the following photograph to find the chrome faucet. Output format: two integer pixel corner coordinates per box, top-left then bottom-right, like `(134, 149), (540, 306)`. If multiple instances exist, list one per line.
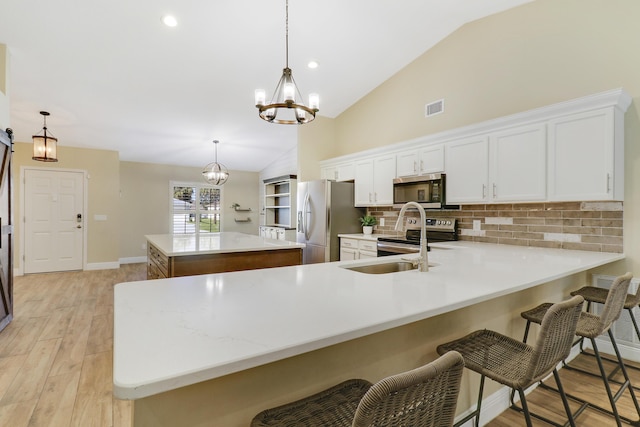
(394, 201), (429, 272)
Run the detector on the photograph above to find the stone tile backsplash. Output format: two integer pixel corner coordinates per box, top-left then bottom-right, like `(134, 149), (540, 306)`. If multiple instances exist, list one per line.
(369, 201), (623, 253)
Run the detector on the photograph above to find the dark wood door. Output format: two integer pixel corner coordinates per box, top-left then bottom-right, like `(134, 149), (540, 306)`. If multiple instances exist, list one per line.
(0, 128), (13, 333)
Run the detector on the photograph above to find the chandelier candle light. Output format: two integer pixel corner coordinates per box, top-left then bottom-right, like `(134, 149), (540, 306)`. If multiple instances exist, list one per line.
(32, 111), (58, 162)
(202, 140), (229, 185)
(255, 0), (319, 124)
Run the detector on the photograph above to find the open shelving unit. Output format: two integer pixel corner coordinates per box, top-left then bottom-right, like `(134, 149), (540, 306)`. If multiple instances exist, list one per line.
(263, 175), (297, 228)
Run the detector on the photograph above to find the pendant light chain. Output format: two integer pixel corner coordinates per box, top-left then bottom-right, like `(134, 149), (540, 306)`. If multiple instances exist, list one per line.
(285, 0), (289, 69)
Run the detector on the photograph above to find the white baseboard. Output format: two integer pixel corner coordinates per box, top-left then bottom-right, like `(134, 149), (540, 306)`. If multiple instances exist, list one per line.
(85, 261), (120, 270)
(14, 258), (145, 276)
(587, 337), (640, 363)
(119, 256), (147, 264)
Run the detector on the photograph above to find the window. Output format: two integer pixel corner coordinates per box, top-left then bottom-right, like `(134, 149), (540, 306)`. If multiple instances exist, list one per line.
(170, 181), (222, 234)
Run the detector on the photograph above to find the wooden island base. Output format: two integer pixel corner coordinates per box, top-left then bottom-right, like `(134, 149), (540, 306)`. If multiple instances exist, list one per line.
(148, 243), (302, 279)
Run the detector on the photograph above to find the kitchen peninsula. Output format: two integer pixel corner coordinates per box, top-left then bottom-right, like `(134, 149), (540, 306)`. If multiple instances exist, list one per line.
(145, 232), (304, 279)
(115, 241), (624, 427)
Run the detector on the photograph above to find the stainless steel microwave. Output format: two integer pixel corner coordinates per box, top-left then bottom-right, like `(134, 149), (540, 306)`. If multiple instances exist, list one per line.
(393, 173), (446, 209)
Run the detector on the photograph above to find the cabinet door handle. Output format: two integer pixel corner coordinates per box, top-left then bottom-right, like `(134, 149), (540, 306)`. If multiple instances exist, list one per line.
(606, 173), (611, 193)
(482, 184), (486, 198)
(420, 160), (424, 172)
(414, 161), (417, 173)
(374, 192), (377, 202)
(369, 193), (372, 202)
(334, 171), (338, 180)
(493, 183), (497, 198)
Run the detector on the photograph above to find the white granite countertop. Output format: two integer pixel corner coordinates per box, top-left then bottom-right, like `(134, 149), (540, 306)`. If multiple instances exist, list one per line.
(145, 232), (305, 256)
(113, 241), (623, 399)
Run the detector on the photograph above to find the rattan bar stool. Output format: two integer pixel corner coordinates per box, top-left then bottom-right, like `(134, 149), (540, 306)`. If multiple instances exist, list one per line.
(437, 295), (584, 427)
(570, 274), (640, 378)
(520, 272), (640, 427)
(251, 350), (464, 427)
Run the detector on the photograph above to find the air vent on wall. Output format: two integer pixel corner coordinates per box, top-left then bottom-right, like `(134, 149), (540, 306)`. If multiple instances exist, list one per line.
(425, 99), (445, 118)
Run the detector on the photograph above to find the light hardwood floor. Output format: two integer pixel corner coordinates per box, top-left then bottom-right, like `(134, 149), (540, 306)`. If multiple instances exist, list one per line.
(1, 264), (639, 426)
(0, 264), (145, 427)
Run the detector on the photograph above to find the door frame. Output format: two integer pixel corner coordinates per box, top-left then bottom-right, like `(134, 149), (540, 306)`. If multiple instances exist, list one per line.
(18, 166), (88, 276)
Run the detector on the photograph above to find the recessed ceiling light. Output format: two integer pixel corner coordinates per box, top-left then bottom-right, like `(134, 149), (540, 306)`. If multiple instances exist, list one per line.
(307, 60), (319, 69)
(162, 15), (178, 27)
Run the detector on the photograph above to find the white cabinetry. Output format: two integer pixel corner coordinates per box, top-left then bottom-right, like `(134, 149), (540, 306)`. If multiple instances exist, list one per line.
(446, 136), (489, 203)
(446, 124), (546, 204)
(358, 240), (378, 259)
(339, 236), (378, 260)
(490, 124), (546, 202)
(321, 162), (355, 181)
(548, 107), (622, 201)
(339, 238), (359, 261)
(396, 145), (445, 177)
(354, 155), (396, 206)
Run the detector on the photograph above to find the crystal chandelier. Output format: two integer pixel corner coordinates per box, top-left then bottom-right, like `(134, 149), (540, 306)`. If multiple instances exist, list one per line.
(32, 111), (58, 162)
(202, 140), (229, 185)
(254, 0), (319, 124)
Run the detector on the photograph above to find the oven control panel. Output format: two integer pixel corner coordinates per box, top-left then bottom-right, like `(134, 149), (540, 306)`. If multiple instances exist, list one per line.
(406, 217), (456, 232)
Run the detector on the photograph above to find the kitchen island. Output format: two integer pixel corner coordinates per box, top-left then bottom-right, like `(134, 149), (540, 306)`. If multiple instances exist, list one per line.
(115, 241), (624, 426)
(145, 232), (304, 279)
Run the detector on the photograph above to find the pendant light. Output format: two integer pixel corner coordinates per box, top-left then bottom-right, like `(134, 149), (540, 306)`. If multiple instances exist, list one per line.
(202, 140), (229, 185)
(32, 111), (58, 162)
(254, 0), (319, 124)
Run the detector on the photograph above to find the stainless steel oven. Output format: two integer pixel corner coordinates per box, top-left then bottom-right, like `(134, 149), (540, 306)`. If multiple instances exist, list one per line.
(377, 218), (457, 257)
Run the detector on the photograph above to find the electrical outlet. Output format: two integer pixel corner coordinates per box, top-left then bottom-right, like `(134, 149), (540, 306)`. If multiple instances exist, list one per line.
(473, 220), (481, 231)
(380, 218), (385, 226)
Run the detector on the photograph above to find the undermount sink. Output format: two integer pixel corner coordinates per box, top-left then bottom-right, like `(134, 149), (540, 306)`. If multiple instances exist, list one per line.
(342, 260), (436, 274)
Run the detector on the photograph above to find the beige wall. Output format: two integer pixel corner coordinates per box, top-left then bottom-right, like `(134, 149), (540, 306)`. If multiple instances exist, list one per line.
(0, 44), (9, 129)
(300, 0), (640, 275)
(297, 115), (337, 182)
(119, 162), (260, 260)
(13, 142), (121, 268)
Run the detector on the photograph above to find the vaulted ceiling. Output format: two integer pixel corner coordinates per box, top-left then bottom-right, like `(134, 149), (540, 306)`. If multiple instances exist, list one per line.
(0, 0), (531, 171)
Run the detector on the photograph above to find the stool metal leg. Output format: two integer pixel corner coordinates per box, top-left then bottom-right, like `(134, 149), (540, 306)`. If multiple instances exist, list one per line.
(454, 374), (485, 427)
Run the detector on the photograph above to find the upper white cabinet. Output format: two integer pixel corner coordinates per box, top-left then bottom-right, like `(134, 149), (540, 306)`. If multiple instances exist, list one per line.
(354, 154), (396, 206)
(446, 124), (546, 204)
(396, 145), (444, 177)
(548, 107), (622, 201)
(320, 166), (337, 181)
(490, 124), (546, 202)
(320, 89), (631, 205)
(321, 162), (355, 181)
(446, 136), (489, 203)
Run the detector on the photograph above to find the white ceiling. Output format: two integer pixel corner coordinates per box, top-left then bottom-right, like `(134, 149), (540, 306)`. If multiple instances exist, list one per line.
(0, 0), (531, 172)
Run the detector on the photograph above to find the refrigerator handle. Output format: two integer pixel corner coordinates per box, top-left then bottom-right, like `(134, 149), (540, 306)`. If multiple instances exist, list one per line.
(297, 210), (303, 233)
(303, 192), (311, 241)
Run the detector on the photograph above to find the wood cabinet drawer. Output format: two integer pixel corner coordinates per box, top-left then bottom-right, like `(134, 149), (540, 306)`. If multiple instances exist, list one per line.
(148, 243), (170, 278)
(358, 240), (377, 252)
(340, 238), (358, 249)
(147, 259), (166, 280)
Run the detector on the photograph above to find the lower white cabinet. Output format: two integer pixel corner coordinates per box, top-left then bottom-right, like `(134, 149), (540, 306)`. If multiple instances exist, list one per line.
(340, 236), (378, 260)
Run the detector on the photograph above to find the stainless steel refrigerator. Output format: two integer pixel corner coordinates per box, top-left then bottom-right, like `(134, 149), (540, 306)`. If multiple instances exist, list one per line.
(297, 180), (365, 264)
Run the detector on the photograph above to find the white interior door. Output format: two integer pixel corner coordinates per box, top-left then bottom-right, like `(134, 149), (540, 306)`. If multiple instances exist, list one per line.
(24, 169), (84, 273)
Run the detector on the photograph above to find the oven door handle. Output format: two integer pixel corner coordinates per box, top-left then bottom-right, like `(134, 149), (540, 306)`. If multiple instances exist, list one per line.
(376, 241), (421, 255)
